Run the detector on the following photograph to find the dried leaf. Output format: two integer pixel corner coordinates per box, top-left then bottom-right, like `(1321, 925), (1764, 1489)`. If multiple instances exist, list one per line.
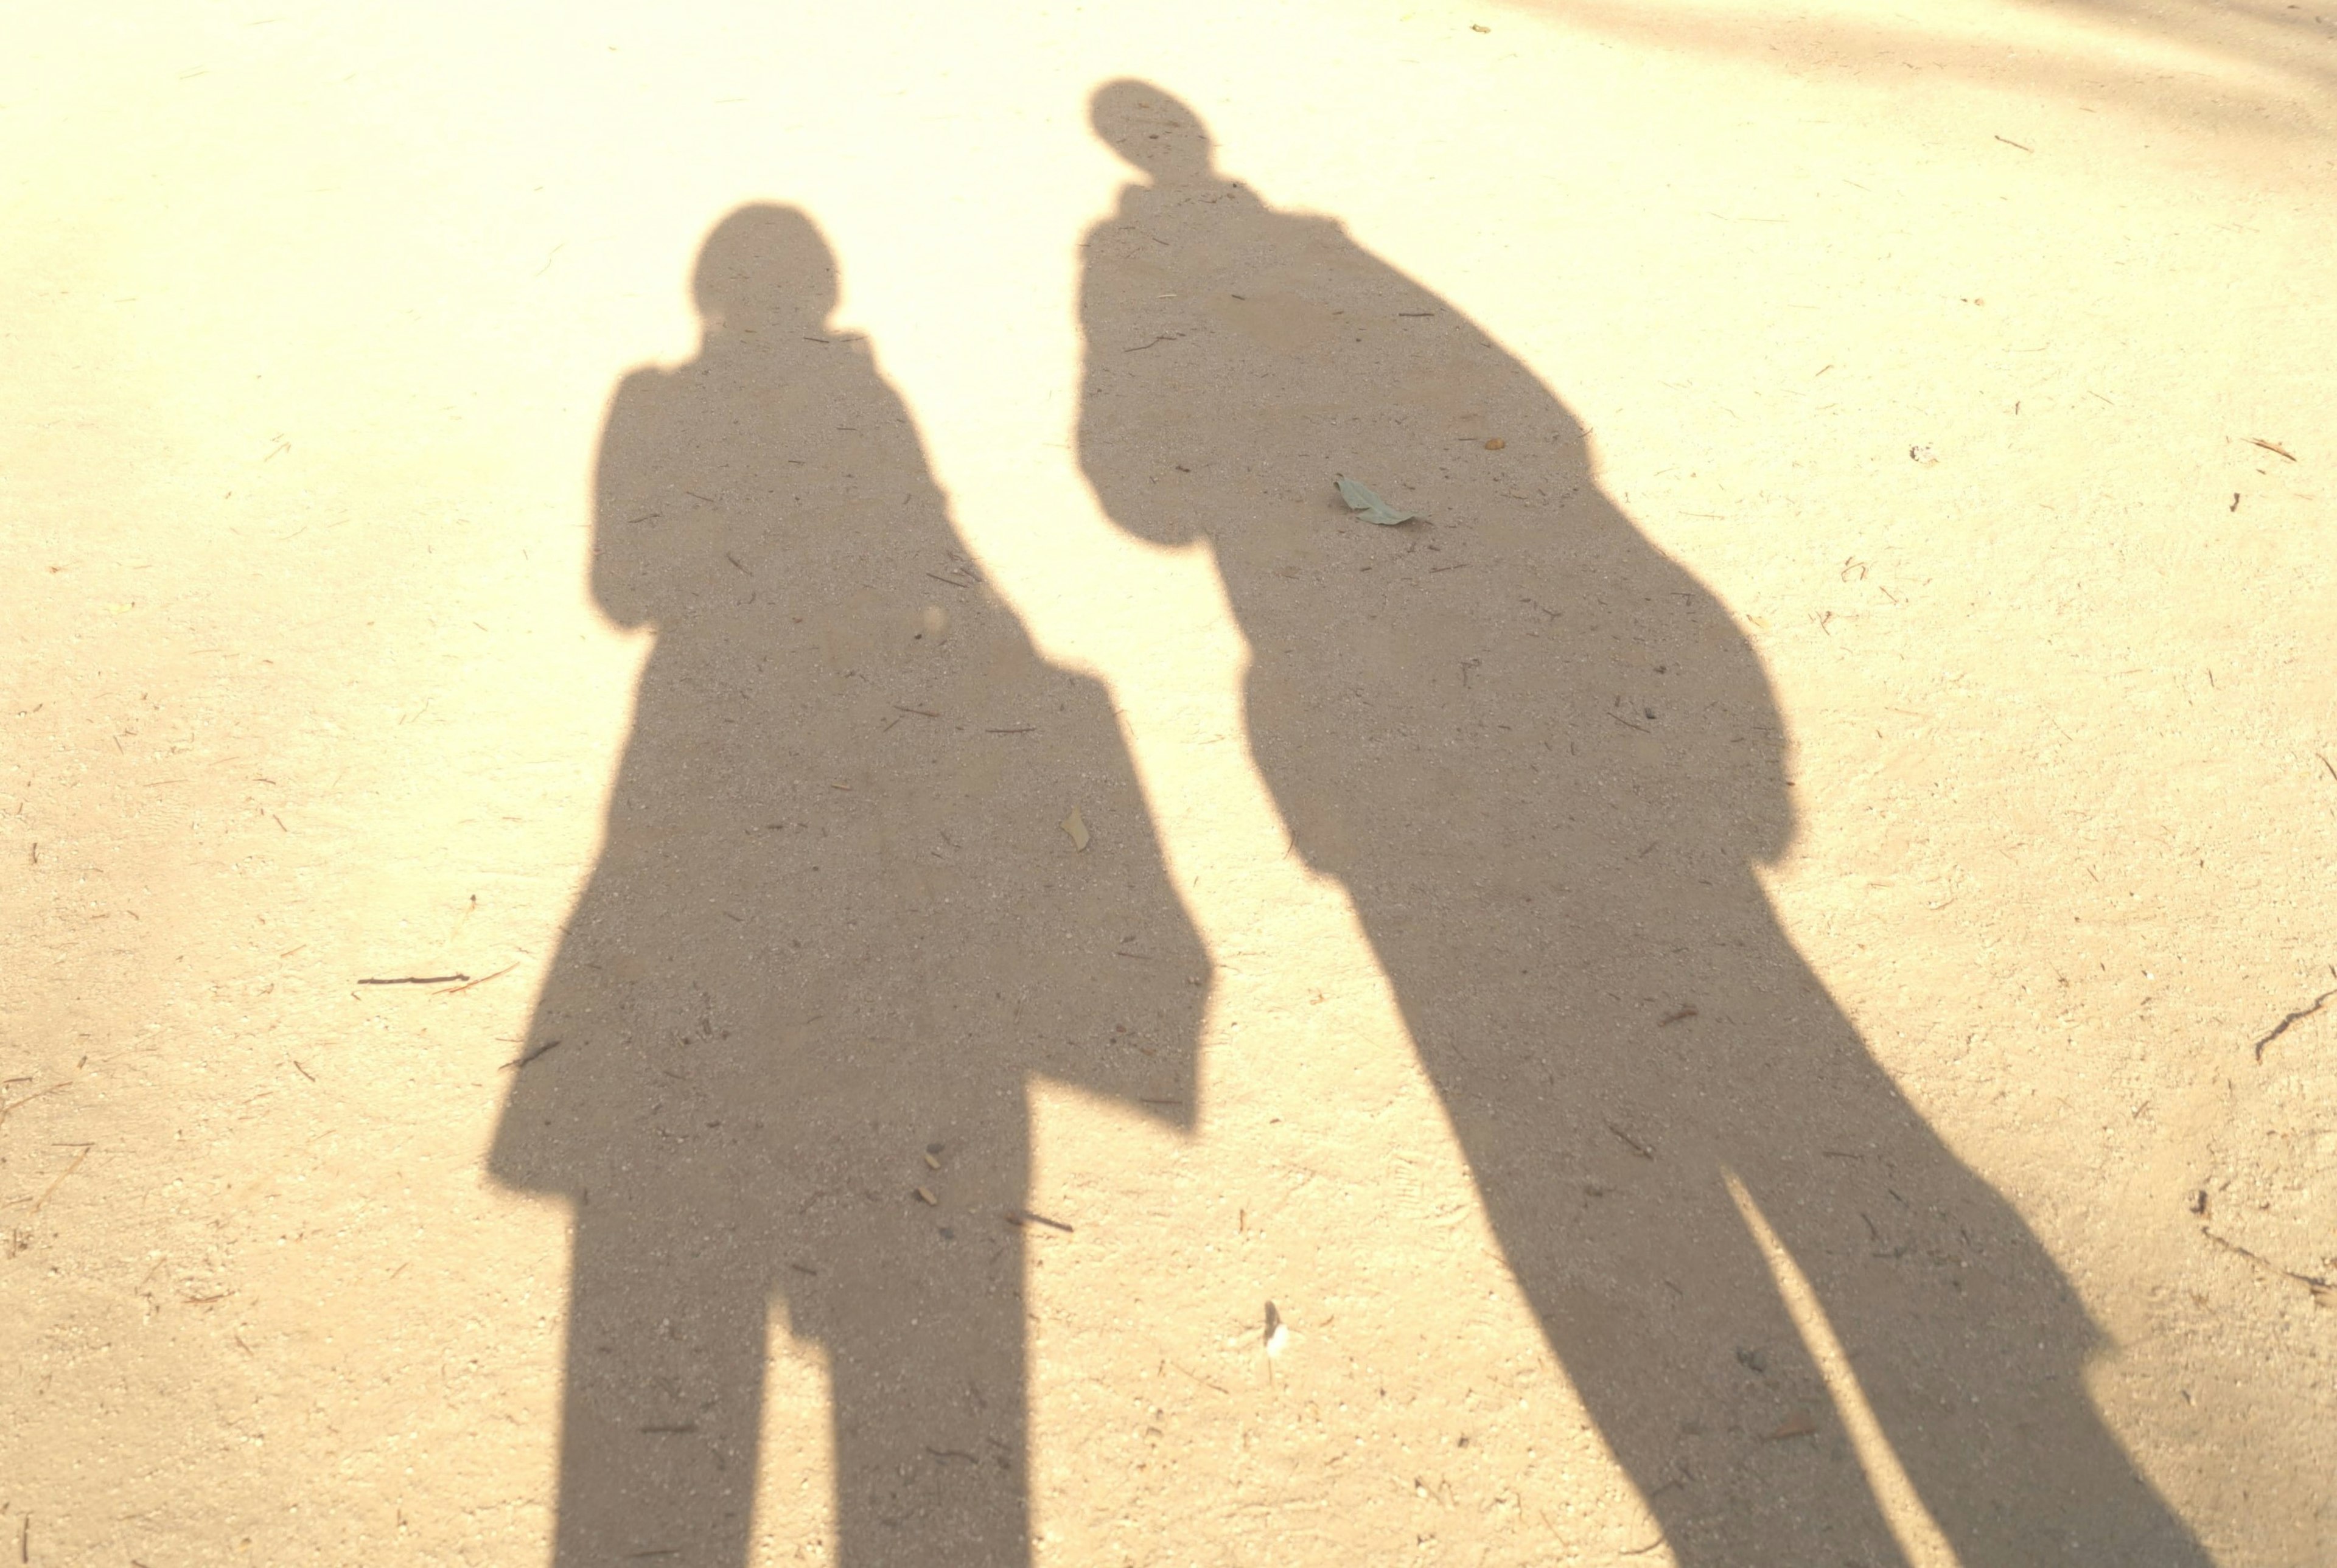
(1061, 807), (1090, 851)
(1335, 476), (1417, 526)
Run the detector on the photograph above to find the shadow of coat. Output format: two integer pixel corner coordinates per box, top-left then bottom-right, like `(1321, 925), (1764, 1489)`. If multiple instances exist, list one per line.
(492, 204), (1207, 1568)
(1075, 82), (2207, 1568)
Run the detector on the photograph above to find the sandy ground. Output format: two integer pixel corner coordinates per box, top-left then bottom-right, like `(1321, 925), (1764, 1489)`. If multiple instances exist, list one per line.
(4, 2), (2333, 1564)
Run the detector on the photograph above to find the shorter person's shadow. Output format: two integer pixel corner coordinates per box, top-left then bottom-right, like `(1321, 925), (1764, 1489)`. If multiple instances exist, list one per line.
(1077, 82), (2210, 1567)
(491, 205), (1205, 1567)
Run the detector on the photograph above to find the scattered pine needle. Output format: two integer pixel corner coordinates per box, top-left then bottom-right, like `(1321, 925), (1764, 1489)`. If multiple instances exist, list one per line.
(435, 963), (517, 996)
(0, 1081), (69, 1128)
(33, 1145), (92, 1213)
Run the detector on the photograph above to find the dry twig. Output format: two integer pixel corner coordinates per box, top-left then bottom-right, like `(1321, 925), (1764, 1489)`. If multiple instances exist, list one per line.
(435, 964), (516, 996)
(2252, 987), (2335, 1061)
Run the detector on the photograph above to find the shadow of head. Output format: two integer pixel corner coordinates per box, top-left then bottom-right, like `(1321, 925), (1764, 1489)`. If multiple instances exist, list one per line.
(1090, 78), (1219, 184)
(693, 202), (839, 336)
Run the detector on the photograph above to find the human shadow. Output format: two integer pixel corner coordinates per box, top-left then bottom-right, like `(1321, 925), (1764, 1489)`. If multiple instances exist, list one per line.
(491, 204), (1206, 1567)
(1076, 83), (2209, 1566)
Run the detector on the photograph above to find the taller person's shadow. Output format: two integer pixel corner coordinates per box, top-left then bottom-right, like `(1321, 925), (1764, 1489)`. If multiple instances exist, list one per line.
(1077, 83), (2208, 1566)
(492, 206), (1204, 1567)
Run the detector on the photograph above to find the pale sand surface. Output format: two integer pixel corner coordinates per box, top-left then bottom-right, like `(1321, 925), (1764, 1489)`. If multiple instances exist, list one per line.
(3, 3), (2333, 1564)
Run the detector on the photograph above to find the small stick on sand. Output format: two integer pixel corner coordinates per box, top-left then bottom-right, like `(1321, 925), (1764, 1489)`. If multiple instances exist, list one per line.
(435, 963), (516, 996)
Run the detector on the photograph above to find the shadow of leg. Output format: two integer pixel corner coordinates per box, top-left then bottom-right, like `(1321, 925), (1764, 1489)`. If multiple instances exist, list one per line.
(1749, 1079), (2214, 1567)
(554, 1197), (767, 1567)
(824, 1224), (1030, 1568)
(1479, 1129), (1911, 1566)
